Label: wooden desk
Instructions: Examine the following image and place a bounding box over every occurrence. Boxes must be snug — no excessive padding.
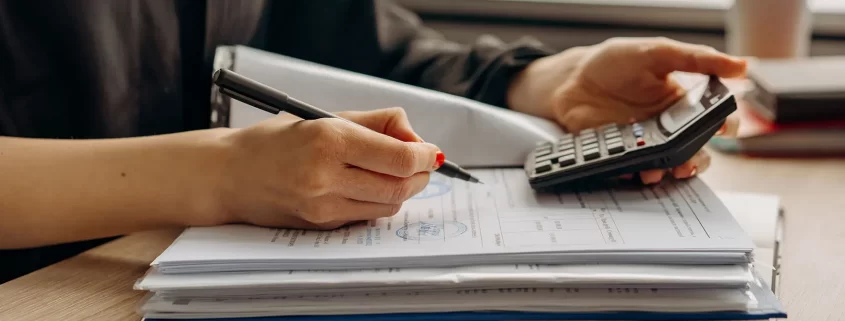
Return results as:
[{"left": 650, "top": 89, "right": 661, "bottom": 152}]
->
[{"left": 1, "top": 150, "right": 843, "bottom": 321}]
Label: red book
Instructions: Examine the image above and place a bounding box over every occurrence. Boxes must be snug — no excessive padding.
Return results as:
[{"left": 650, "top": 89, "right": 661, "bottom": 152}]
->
[{"left": 708, "top": 95, "right": 845, "bottom": 157}]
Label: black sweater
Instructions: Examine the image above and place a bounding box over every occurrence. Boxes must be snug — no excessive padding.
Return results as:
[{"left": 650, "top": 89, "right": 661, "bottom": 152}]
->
[{"left": 0, "top": 0, "right": 554, "bottom": 283}]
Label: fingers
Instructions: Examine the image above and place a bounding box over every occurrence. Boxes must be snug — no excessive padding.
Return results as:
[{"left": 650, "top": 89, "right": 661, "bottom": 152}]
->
[
  {"left": 337, "top": 198, "right": 404, "bottom": 222},
  {"left": 645, "top": 38, "right": 747, "bottom": 78},
  {"left": 337, "top": 120, "right": 441, "bottom": 177},
  {"left": 337, "top": 107, "right": 423, "bottom": 143},
  {"left": 337, "top": 167, "right": 431, "bottom": 204},
  {"left": 557, "top": 104, "right": 632, "bottom": 133},
  {"left": 672, "top": 149, "right": 712, "bottom": 179},
  {"left": 283, "top": 198, "right": 401, "bottom": 231},
  {"left": 302, "top": 197, "right": 404, "bottom": 226},
  {"left": 639, "top": 169, "right": 667, "bottom": 185},
  {"left": 637, "top": 149, "right": 712, "bottom": 184},
  {"left": 715, "top": 113, "right": 740, "bottom": 137}
]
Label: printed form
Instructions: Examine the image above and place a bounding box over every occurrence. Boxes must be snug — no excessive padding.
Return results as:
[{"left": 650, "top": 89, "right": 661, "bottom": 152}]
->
[
  {"left": 153, "top": 169, "right": 753, "bottom": 267},
  {"left": 356, "top": 168, "right": 749, "bottom": 249}
]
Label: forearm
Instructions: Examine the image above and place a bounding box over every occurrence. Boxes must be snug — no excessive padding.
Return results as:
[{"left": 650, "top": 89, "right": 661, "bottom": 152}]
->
[
  {"left": 0, "top": 129, "right": 233, "bottom": 249},
  {"left": 373, "top": 1, "right": 555, "bottom": 108}
]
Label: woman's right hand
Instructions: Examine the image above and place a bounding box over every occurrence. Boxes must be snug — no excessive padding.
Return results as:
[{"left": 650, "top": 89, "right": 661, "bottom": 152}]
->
[{"left": 210, "top": 107, "right": 442, "bottom": 230}]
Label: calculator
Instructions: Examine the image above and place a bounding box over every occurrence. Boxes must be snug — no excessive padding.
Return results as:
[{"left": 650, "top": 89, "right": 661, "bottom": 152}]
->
[{"left": 525, "top": 75, "right": 736, "bottom": 191}]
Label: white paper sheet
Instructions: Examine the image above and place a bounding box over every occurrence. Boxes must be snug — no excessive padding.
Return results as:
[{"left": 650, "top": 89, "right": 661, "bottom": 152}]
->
[
  {"left": 151, "top": 169, "right": 754, "bottom": 273},
  {"left": 141, "top": 286, "right": 756, "bottom": 318},
  {"left": 136, "top": 263, "right": 753, "bottom": 297},
  {"left": 716, "top": 191, "right": 782, "bottom": 289}
]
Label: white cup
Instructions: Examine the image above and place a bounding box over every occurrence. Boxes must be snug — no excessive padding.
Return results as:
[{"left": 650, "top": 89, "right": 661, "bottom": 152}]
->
[{"left": 725, "top": 0, "right": 814, "bottom": 58}]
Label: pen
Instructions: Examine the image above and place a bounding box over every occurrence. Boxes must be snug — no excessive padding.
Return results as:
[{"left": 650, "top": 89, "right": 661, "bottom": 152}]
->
[{"left": 212, "top": 68, "right": 483, "bottom": 184}]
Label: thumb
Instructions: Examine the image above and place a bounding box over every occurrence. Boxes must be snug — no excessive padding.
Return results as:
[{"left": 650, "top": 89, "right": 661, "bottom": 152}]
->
[
  {"left": 646, "top": 38, "right": 747, "bottom": 78},
  {"left": 337, "top": 107, "right": 423, "bottom": 143}
]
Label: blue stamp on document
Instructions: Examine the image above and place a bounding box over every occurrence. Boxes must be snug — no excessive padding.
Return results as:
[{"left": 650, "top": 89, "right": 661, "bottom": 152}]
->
[
  {"left": 410, "top": 175, "right": 452, "bottom": 199},
  {"left": 396, "top": 221, "right": 467, "bottom": 240}
]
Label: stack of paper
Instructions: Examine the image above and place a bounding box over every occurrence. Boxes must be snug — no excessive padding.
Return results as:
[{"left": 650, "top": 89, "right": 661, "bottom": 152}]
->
[{"left": 136, "top": 169, "right": 787, "bottom": 320}]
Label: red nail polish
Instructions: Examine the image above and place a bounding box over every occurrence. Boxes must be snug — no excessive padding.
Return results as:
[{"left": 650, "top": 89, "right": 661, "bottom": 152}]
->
[{"left": 435, "top": 152, "right": 445, "bottom": 168}]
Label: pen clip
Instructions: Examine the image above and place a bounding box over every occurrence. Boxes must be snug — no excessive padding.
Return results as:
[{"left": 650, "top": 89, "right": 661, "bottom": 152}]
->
[{"left": 219, "top": 87, "right": 281, "bottom": 115}]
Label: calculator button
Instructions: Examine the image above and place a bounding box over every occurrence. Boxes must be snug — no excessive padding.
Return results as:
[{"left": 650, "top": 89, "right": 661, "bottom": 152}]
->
[
  {"left": 535, "top": 160, "right": 553, "bottom": 174},
  {"left": 605, "top": 137, "right": 623, "bottom": 145},
  {"left": 632, "top": 123, "right": 644, "bottom": 134},
  {"left": 607, "top": 142, "right": 625, "bottom": 154},
  {"left": 534, "top": 148, "right": 552, "bottom": 158},
  {"left": 604, "top": 131, "right": 621, "bottom": 139},
  {"left": 536, "top": 141, "right": 552, "bottom": 147},
  {"left": 583, "top": 148, "right": 601, "bottom": 161},
  {"left": 539, "top": 151, "right": 572, "bottom": 163},
  {"left": 558, "top": 148, "right": 575, "bottom": 156},
  {"left": 557, "top": 142, "right": 574, "bottom": 151},
  {"left": 558, "top": 136, "right": 574, "bottom": 143},
  {"left": 557, "top": 155, "right": 576, "bottom": 167},
  {"left": 636, "top": 138, "right": 646, "bottom": 146},
  {"left": 535, "top": 153, "right": 557, "bottom": 163},
  {"left": 581, "top": 136, "right": 597, "bottom": 144}
]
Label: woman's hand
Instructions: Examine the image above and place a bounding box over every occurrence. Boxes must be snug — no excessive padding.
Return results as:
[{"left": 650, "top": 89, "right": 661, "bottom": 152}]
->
[
  {"left": 215, "top": 108, "right": 441, "bottom": 230},
  {"left": 507, "top": 37, "right": 746, "bottom": 183}
]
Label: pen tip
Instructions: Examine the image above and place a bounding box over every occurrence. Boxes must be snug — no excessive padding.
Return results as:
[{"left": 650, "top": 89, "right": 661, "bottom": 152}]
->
[{"left": 469, "top": 177, "right": 483, "bottom": 184}]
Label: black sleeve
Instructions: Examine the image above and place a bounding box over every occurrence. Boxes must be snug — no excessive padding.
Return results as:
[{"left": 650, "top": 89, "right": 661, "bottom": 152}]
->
[{"left": 372, "top": 1, "right": 556, "bottom": 109}]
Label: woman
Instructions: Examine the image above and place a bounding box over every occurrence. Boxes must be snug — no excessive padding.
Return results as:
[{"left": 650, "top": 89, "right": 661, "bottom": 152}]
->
[{"left": 0, "top": 0, "right": 744, "bottom": 281}]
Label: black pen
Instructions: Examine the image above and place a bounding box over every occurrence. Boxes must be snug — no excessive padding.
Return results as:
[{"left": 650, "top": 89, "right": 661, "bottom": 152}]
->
[{"left": 212, "top": 68, "right": 483, "bottom": 184}]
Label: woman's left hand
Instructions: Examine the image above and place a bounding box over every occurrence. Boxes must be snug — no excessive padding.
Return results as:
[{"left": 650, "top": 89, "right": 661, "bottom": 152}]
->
[{"left": 507, "top": 37, "right": 745, "bottom": 184}]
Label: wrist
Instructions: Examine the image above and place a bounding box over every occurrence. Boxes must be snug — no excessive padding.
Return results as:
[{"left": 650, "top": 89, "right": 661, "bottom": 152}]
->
[{"left": 180, "top": 127, "right": 240, "bottom": 227}]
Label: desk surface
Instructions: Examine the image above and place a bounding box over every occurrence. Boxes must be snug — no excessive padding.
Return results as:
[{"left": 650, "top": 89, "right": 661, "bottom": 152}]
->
[{"left": 1, "top": 149, "right": 844, "bottom": 321}]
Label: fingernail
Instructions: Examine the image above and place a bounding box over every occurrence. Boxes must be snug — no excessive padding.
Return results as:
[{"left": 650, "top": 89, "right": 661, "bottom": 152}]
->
[
  {"left": 689, "top": 166, "right": 698, "bottom": 177},
  {"left": 715, "top": 125, "right": 726, "bottom": 136},
  {"left": 434, "top": 152, "right": 445, "bottom": 169}
]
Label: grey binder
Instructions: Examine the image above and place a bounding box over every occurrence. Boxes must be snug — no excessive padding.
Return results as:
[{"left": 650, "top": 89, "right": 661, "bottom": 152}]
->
[{"left": 209, "top": 45, "right": 564, "bottom": 168}]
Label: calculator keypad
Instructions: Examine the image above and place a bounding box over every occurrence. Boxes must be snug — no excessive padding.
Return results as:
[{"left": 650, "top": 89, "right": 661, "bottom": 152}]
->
[{"left": 531, "top": 123, "right": 648, "bottom": 175}]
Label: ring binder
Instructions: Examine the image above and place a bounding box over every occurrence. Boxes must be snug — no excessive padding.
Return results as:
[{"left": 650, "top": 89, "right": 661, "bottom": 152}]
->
[{"left": 210, "top": 46, "right": 236, "bottom": 129}]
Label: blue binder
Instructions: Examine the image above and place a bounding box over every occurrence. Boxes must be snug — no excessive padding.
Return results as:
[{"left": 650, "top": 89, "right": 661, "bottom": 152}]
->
[{"left": 145, "top": 310, "right": 786, "bottom": 321}]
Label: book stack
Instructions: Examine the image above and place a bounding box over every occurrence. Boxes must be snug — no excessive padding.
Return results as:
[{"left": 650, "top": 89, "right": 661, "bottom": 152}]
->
[
  {"left": 135, "top": 169, "right": 787, "bottom": 321},
  {"left": 709, "top": 57, "right": 845, "bottom": 156}
]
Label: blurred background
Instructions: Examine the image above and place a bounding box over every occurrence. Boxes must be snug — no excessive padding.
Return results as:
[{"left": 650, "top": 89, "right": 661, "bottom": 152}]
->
[
  {"left": 398, "top": 0, "right": 845, "bottom": 56},
  {"left": 399, "top": 0, "right": 845, "bottom": 157}
]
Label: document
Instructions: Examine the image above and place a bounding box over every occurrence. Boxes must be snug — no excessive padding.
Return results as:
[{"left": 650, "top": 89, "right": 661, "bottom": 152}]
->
[
  {"left": 716, "top": 191, "right": 783, "bottom": 289},
  {"left": 142, "top": 285, "right": 756, "bottom": 318},
  {"left": 152, "top": 169, "right": 754, "bottom": 272},
  {"left": 137, "top": 263, "right": 753, "bottom": 298}
]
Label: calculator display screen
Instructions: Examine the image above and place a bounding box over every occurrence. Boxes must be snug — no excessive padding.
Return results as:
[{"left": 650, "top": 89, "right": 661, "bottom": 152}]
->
[{"left": 657, "top": 81, "right": 708, "bottom": 135}]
